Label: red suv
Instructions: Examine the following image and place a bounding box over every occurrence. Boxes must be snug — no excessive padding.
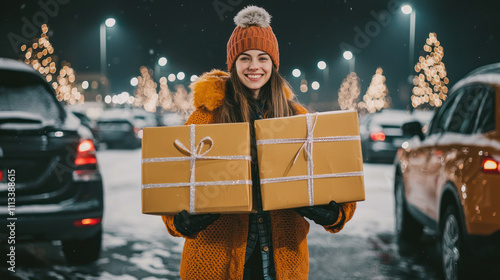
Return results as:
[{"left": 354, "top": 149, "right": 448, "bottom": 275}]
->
[{"left": 394, "top": 63, "right": 500, "bottom": 279}]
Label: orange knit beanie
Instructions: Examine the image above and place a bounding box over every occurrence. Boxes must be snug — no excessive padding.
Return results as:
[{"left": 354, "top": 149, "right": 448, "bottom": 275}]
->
[{"left": 226, "top": 6, "right": 279, "bottom": 72}]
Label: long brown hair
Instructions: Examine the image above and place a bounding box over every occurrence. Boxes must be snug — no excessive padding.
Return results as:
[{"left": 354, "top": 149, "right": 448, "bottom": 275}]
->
[{"left": 214, "top": 67, "right": 300, "bottom": 123}]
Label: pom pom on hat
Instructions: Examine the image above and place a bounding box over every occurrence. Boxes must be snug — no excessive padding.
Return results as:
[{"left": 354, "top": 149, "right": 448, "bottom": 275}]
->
[
  {"left": 234, "top": 5, "right": 271, "bottom": 28},
  {"left": 226, "top": 6, "right": 279, "bottom": 71}
]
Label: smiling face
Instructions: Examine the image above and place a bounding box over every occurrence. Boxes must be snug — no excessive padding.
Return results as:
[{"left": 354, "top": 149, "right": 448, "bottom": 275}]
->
[{"left": 235, "top": 49, "right": 273, "bottom": 98}]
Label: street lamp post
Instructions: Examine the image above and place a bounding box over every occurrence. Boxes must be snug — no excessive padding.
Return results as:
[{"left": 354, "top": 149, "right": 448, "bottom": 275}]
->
[
  {"left": 343, "top": 51, "right": 355, "bottom": 73},
  {"left": 155, "top": 56, "right": 168, "bottom": 81},
  {"left": 317, "top": 61, "right": 329, "bottom": 93},
  {"left": 402, "top": 5, "right": 416, "bottom": 80},
  {"left": 100, "top": 18, "right": 116, "bottom": 84},
  {"left": 291, "top": 68, "right": 303, "bottom": 93}
]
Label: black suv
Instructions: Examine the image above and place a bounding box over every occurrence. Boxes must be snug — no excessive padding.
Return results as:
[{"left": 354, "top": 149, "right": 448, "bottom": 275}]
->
[{"left": 0, "top": 58, "right": 104, "bottom": 264}]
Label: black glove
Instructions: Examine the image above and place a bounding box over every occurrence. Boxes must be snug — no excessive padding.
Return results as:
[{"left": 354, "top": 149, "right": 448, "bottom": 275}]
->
[
  {"left": 295, "top": 201, "right": 343, "bottom": 226},
  {"left": 173, "top": 210, "right": 220, "bottom": 236}
]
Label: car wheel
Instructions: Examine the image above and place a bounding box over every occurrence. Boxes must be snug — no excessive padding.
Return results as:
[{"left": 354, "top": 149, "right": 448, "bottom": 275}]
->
[
  {"left": 62, "top": 229, "right": 102, "bottom": 265},
  {"left": 394, "top": 172, "right": 423, "bottom": 242},
  {"left": 441, "top": 205, "right": 470, "bottom": 280}
]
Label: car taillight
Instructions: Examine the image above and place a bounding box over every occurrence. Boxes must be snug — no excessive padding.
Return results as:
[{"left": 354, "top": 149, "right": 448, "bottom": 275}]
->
[
  {"left": 75, "top": 139, "right": 97, "bottom": 166},
  {"left": 74, "top": 217, "right": 102, "bottom": 227},
  {"left": 370, "top": 132, "right": 386, "bottom": 141},
  {"left": 0, "top": 170, "right": 3, "bottom": 181},
  {"left": 482, "top": 157, "right": 500, "bottom": 173}
]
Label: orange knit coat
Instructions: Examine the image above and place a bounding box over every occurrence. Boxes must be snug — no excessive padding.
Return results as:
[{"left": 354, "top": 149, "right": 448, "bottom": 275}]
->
[{"left": 161, "top": 69, "right": 357, "bottom": 280}]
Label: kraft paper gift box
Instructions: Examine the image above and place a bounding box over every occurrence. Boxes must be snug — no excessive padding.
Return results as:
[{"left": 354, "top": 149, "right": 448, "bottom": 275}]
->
[
  {"left": 255, "top": 110, "right": 365, "bottom": 211},
  {"left": 141, "top": 123, "right": 254, "bottom": 215}
]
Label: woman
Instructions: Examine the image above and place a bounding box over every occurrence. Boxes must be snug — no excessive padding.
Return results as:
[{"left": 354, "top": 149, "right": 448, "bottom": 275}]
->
[{"left": 162, "top": 6, "right": 356, "bottom": 280}]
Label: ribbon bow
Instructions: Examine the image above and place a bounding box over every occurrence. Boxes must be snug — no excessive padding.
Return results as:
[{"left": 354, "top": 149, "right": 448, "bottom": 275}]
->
[
  {"left": 174, "top": 136, "right": 213, "bottom": 158},
  {"left": 290, "top": 113, "right": 319, "bottom": 167}
]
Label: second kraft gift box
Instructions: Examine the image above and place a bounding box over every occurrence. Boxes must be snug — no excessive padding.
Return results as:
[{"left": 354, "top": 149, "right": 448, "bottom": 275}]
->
[
  {"left": 141, "top": 122, "right": 254, "bottom": 215},
  {"left": 254, "top": 110, "right": 365, "bottom": 211}
]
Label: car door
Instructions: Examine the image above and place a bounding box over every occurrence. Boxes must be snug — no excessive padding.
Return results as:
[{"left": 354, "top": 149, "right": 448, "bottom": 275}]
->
[
  {"left": 405, "top": 90, "right": 462, "bottom": 217},
  {"left": 464, "top": 86, "right": 495, "bottom": 184},
  {"left": 427, "top": 86, "right": 490, "bottom": 219},
  {"left": 430, "top": 85, "right": 494, "bottom": 216}
]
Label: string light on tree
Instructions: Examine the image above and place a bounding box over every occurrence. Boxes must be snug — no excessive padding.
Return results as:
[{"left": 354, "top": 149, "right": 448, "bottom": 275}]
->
[
  {"left": 411, "top": 32, "right": 449, "bottom": 109},
  {"left": 338, "top": 72, "right": 361, "bottom": 110},
  {"left": 358, "top": 67, "right": 390, "bottom": 114}
]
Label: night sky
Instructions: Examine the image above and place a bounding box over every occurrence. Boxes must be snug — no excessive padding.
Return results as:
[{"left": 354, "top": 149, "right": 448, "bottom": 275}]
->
[{"left": 1, "top": 0, "right": 499, "bottom": 109}]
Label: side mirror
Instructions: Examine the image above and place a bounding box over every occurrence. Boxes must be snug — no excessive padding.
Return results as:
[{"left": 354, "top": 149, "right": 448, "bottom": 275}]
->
[{"left": 402, "top": 121, "right": 424, "bottom": 141}]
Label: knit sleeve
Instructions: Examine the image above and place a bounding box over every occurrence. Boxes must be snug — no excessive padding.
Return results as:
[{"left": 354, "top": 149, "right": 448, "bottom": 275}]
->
[
  {"left": 161, "top": 215, "right": 184, "bottom": 237},
  {"left": 161, "top": 107, "right": 216, "bottom": 238},
  {"left": 323, "top": 201, "right": 357, "bottom": 233},
  {"left": 185, "top": 107, "right": 215, "bottom": 125}
]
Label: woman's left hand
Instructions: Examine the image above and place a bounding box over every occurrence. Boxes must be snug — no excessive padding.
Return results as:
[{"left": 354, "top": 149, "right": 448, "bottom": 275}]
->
[{"left": 294, "top": 201, "right": 341, "bottom": 226}]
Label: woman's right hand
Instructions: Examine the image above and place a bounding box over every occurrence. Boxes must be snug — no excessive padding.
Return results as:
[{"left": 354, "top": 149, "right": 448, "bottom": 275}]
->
[
  {"left": 173, "top": 210, "right": 220, "bottom": 236},
  {"left": 294, "top": 201, "right": 342, "bottom": 226}
]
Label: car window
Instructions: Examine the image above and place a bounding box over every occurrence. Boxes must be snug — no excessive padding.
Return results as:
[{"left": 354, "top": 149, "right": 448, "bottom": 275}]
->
[
  {"left": 0, "top": 83, "right": 63, "bottom": 122},
  {"left": 428, "top": 89, "right": 462, "bottom": 135},
  {"left": 447, "top": 86, "right": 488, "bottom": 134},
  {"left": 97, "top": 120, "right": 133, "bottom": 130},
  {"left": 475, "top": 88, "right": 495, "bottom": 133}
]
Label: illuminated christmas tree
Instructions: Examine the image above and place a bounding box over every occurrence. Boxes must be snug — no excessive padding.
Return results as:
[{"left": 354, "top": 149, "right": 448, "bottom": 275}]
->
[
  {"left": 338, "top": 72, "right": 361, "bottom": 110},
  {"left": 133, "top": 66, "right": 158, "bottom": 112},
  {"left": 158, "top": 77, "right": 174, "bottom": 111},
  {"left": 411, "top": 32, "right": 449, "bottom": 109},
  {"left": 20, "top": 24, "right": 82, "bottom": 104},
  {"left": 358, "top": 67, "right": 390, "bottom": 114}
]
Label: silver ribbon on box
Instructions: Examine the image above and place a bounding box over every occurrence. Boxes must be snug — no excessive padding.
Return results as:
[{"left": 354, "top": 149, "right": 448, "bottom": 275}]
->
[
  {"left": 142, "top": 124, "right": 252, "bottom": 213},
  {"left": 257, "top": 113, "right": 363, "bottom": 206}
]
